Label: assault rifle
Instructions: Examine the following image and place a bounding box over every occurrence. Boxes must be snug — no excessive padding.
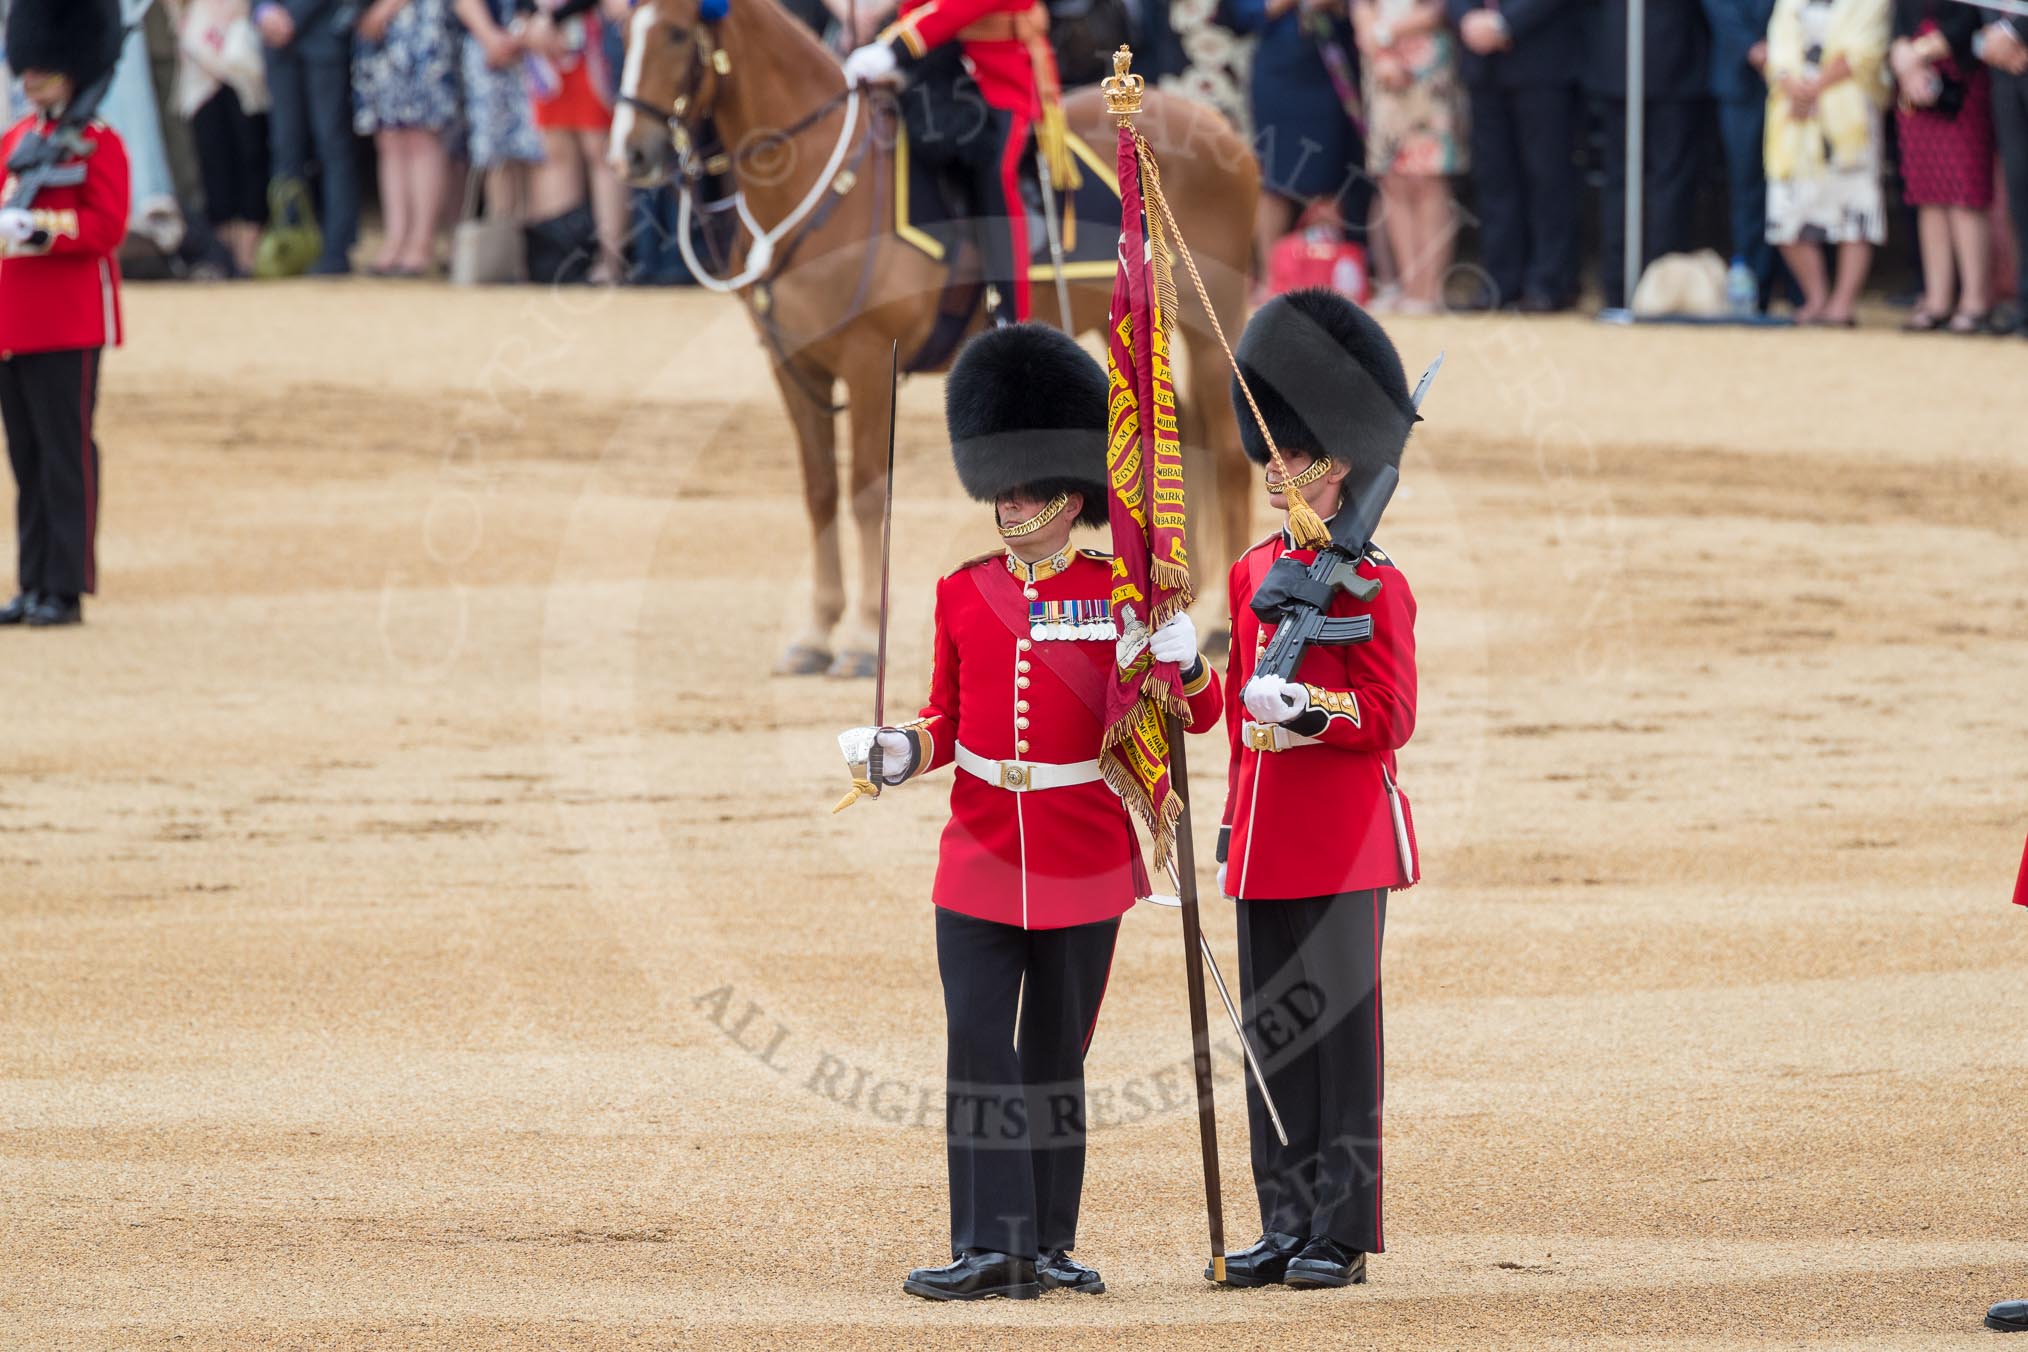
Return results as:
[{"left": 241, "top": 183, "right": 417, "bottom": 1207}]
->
[{"left": 1250, "top": 353, "right": 1443, "bottom": 682}]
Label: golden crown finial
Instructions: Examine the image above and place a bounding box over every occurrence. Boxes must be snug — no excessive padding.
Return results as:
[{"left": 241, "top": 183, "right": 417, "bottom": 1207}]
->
[{"left": 1101, "top": 45, "right": 1144, "bottom": 119}]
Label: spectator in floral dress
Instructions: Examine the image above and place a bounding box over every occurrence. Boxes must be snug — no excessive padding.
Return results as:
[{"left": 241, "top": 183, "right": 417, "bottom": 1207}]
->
[
  {"left": 452, "top": 0, "right": 541, "bottom": 224},
  {"left": 353, "top": 0, "right": 459, "bottom": 276},
  {"left": 1355, "top": 0, "right": 1466, "bottom": 311}
]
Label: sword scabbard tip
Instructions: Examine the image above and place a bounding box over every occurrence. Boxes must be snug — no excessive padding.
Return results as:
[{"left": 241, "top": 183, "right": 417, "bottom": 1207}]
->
[{"left": 1211, "top": 1255, "right": 1227, "bottom": 1283}]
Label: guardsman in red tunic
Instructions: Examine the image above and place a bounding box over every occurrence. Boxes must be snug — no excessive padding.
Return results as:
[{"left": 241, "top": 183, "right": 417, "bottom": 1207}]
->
[
  {"left": 1209, "top": 289, "right": 1423, "bottom": 1291},
  {"left": 841, "top": 0, "right": 1064, "bottom": 323},
  {"left": 0, "top": 0, "right": 128, "bottom": 629},
  {"left": 839, "top": 325, "right": 1222, "bottom": 1300}
]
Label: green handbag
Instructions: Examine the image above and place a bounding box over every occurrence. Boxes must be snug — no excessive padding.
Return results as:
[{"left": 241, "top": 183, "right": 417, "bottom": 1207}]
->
[{"left": 255, "top": 177, "right": 324, "bottom": 279}]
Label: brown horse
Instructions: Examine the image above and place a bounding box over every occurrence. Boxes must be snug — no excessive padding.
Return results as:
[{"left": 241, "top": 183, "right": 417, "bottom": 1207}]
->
[{"left": 612, "top": 0, "right": 1261, "bottom": 677}]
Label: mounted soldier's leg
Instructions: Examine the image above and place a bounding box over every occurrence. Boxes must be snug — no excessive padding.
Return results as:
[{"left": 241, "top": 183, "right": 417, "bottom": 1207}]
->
[
  {"left": 773, "top": 355, "right": 844, "bottom": 676},
  {"left": 828, "top": 346, "right": 893, "bottom": 679},
  {"left": 966, "top": 109, "right": 1033, "bottom": 326}
]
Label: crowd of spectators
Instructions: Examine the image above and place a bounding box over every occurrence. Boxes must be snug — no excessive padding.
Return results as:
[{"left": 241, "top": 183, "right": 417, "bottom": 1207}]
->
[
  {"left": 4, "top": 0, "right": 2025, "bottom": 328},
  {"left": 1241, "top": 0, "right": 2028, "bottom": 329}
]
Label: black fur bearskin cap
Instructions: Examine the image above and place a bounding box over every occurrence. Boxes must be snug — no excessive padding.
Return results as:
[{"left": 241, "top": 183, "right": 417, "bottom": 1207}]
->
[
  {"left": 1231, "top": 287, "right": 1420, "bottom": 473},
  {"left": 6, "top": 0, "right": 124, "bottom": 89},
  {"left": 946, "top": 323, "right": 1110, "bottom": 528}
]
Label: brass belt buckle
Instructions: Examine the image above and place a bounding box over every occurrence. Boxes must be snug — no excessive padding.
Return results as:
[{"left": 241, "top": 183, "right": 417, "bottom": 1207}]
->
[
  {"left": 1245, "top": 724, "right": 1279, "bottom": 753},
  {"left": 999, "top": 761, "right": 1033, "bottom": 791}
]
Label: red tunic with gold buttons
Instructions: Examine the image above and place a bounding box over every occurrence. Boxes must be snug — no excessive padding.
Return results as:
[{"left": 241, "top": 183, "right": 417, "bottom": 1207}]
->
[
  {"left": 1219, "top": 532, "right": 1421, "bottom": 902},
  {"left": 0, "top": 115, "right": 129, "bottom": 356},
  {"left": 899, "top": 546, "right": 1224, "bottom": 930}
]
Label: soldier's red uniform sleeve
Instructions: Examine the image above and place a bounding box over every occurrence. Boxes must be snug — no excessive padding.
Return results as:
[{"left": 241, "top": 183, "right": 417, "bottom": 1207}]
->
[
  {"left": 1294, "top": 568, "right": 1417, "bottom": 753},
  {"left": 899, "top": 576, "right": 961, "bottom": 779},
  {"left": 880, "top": 0, "right": 1021, "bottom": 58},
  {"left": 2014, "top": 834, "right": 2028, "bottom": 908},
  {"left": 1180, "top": 655, "right": 1222, "bottom": 734},
  {"left": 36, "top": 125, "right": 130, "bottom": 258}
]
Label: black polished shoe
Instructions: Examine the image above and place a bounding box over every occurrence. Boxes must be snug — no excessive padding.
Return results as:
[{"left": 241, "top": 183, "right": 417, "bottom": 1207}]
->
[
  {"left": 1206, "top": 1230, "right": 1305, "bottom": 1287},
  {"left": 1989, "top": 1299, "right": 2028, "bottom": 1332},
  {"left": 0, "top": 592, "right": 35, "bottom": 625},
  {"left": 1283, "top": 1236, "right": 1367, "bottom": 1288},
  {"left": 25, "top": 593, "right": 80, "bottom": 627},
  {"left": 902, "top": 1250, "right": 1041, "bottom": 1301},
  {"left": 1038, "top": 1249, "right": 1104, "bottom": 1293}
]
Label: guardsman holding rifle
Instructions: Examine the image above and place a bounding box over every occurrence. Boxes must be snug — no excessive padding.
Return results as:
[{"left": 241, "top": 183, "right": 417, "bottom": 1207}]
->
[
  {"left": 1211, "top": 287, "right": 1427, "bottom": 1290},
  {"left": 838, "top": 324, "right": 1222, "bottom": 1300},
  {"left": 0, "top": 0, "right": 129, "bottom": 628}
]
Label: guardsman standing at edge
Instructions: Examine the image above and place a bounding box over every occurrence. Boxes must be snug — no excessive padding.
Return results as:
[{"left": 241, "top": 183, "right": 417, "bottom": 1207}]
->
[
  {"left": 1211, "top": 288, "right": 1424, "bottom": 1291},
  {"left": 838, "top": 324, "right": 1223, "bottom": 1300},
  {"left": 0, "top": 0, "right": 128, "bottom": 629}
]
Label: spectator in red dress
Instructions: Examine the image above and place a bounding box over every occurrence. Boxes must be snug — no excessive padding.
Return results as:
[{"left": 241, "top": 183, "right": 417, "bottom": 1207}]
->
[{"left": 1892, "top": 0, "right": 1995, "bottom": 331}]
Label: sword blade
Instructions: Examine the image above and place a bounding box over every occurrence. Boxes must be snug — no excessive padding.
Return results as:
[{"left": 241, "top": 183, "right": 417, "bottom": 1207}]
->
[
  {"left": 1410, "top": 350, "right": 1445, "bottom": 413},
  {"left": 1035, "top": 157, "right": 1075, "bottom": 333},
  {"left": 873, "top": 340, "right": 899, "bottom": 729}
]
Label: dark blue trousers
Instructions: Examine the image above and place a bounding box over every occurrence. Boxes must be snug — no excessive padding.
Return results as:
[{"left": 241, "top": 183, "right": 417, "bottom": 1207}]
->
[
  {"left": 1717, "top": 95, "right": 1772, "bottom": 290},
  {"left": 1466, "top": 82, "right": 1582, "bottom": 306},
  {"left": 264, "top": 42, "right": 359, "bottom": 271}
]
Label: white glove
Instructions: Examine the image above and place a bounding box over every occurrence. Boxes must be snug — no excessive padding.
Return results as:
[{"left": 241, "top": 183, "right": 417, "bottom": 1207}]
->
[
  {"left": 0, "top": 209, "right": 36, "bottom": 245},
  {"left": 1242, "top": 675, "right": 1309, "bottom": 726},
  {"left": 842, "top": 42, "right": 900, "bottom": 85},
  {"left": 1149, "top": 612, "right": 1199, "bottom": 669},
  {"left": 1216, "top": 861, "right": 1228, "bottom": 897},
  {"left": 873, "top": 728, "right": 915, "bottom": 785},
  {"left": 840, "top": 725, "right": 914, "bottom": 787}
]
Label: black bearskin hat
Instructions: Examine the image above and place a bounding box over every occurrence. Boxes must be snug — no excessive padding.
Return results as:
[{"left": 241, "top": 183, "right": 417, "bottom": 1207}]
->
[
  {"left": 946, "top": 323, "right": 1109, "bottom": 528},
  {"left": 1231, "top": 288, "right": 1420, "bottom": 473},
  {"left": 5, "top": 0, "right": 123, "bottom": 88}
]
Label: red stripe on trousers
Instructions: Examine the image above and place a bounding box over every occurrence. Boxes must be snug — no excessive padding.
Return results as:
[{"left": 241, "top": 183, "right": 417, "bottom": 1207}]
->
[
  {"left": 79, "top": 351, "right": 96, "bottom": 594},
  {"left": 1371, "top": 890, "right": 1383, "bottom": 1252},
  {"left": 999, "top": 114, "right": 1033, "bottom": 322}
]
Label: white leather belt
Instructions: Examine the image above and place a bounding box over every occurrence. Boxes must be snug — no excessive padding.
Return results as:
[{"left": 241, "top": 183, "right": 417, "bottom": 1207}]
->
[
  {"left": 956, "top": 743, "right": 1103, "bottom": 792},
  {"left": 1241, "top": 720, "right": 1321, "bottom": 753}
]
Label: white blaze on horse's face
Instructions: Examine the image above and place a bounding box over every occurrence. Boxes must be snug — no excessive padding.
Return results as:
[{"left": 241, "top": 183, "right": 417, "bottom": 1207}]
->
[{"left": 609, "top": 2, "right": 659, "bottom": 179}]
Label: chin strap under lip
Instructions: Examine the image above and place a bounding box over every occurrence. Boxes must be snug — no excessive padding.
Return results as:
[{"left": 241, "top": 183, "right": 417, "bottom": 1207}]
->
[{"left": 998, "top": 492, "right": 1071, "bottom": 539}]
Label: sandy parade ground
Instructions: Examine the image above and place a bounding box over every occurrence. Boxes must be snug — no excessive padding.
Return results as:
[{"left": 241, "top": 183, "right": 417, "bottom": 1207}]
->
[{"left": 2, "top": 280, "right": 2025, "bottom": 1348}]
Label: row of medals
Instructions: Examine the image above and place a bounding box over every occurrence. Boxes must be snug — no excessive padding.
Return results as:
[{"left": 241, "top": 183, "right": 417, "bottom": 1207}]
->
[{"left": 1028, "top": 597, "right": 1116, "bottom": 643}]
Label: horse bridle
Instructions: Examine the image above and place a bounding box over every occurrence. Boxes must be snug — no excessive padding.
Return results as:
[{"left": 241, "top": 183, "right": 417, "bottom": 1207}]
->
[{"left": 619, "top": 17, "right": 728, "bottom": 178}]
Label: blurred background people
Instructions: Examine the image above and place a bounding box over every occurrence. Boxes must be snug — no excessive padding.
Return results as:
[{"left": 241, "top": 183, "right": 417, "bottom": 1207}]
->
[
  {"left": 172, "top": 0, "right": 272, "bottom": 276},
  {"left": 1980, "top": 7, "right": 2028, "bottom": 334},
  {"left": 452, "top": 0, "right": 540, "bottom": 226},
  {"left": 1355, "top": 0, "right": 1466, "bottom": 311},
  {"left": 1702, "top": 0, "right": 1776, "bottom": 309},
  {"left": 352, "top": 0, "right": 457, "bottom": 276},
  {"left": 1225, "top": 0, "right": 1371, "bottom": 290},
  {"left": 1892, "top": 0, "right": 1993, "bottom": 331},
  {"left": 1762, "top": 0, "right": 1890, "bottom": 324},
  {"left": 1585, "top": 0, "right": 1712, "bottom": 310},
  {"left": 256, "top": 0, "right": 360, "bottom": 275},
  {"left": 1448, "top": 0, "right": 1583, "bottom": 311},
  {"left": 516, "top": 0, "right": 626, "bottom": 285}
]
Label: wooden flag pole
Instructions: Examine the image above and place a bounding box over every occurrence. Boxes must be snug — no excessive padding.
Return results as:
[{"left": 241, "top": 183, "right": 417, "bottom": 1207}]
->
[{"left": 1166, "top": 712, "right": 1226, "bottom": 1281}]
